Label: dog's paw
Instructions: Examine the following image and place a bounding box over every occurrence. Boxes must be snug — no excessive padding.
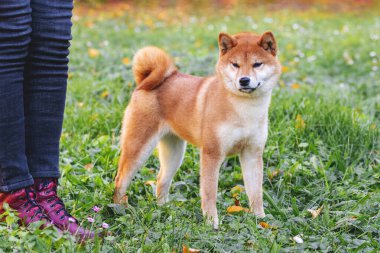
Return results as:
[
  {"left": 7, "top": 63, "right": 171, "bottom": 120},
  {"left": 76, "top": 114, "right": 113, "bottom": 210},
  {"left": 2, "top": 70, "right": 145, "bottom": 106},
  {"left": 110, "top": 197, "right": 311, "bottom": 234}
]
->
[
  {"left": 113, "top": 194, "right": 128, "bottom": 205},
  {"left": 254, "top": 211, "right": 266, "bottom": 218},
  {"left": 205, "top": 216, "right": 219, "bottom": 230},
  {"left": 156, "top": 196, "right": 169, "bottom": 206}
]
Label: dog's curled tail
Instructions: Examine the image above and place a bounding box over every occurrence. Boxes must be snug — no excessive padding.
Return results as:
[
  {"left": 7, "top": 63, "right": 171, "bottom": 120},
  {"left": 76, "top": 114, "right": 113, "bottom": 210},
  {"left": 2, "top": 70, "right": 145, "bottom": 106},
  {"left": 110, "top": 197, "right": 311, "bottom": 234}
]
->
[{"left": 133, "top": 46, "right": 177, "bottom": 91}]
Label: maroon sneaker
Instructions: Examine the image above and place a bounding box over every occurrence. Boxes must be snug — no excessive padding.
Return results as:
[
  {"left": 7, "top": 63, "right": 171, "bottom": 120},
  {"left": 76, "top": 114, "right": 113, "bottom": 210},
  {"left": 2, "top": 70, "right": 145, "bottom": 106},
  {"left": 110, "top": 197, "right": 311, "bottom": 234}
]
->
[
  {"left": 0, "top": 186, "right": 50, "bottom": 227},
  {"left": 33, "top": 177, "right": 94, "bottom": 240}
]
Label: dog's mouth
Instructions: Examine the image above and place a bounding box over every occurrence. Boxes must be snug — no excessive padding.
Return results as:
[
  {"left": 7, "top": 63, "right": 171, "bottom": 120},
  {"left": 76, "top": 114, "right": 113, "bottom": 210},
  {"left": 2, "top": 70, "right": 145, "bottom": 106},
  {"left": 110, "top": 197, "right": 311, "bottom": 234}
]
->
[
  {"left": 239, "top": 88, "right": 256, "bottom": 93},
  {"left": 239, "top": 82, "right": 261, "bottom": 93}
]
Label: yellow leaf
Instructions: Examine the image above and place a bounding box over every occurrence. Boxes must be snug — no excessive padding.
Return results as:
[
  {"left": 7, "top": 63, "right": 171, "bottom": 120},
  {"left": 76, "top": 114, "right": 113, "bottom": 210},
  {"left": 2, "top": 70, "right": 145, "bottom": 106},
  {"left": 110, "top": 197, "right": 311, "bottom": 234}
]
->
[
  {"left": 370, "top": 123, "right": 376, "bottom": 130},
  {"left": 88, "top": 48, "right": 100, "bottom": 58},
  {"left": 182, "top": 245, "right": 201, "bottom": 253},
  {"left": 286, "top": 43, "right": 295, "bottom": 51},
  {"left": 194, "top": 39, "right": 202, "bottom": 48},
  {"left": 144, "top": 180, "right": 156, "bottom": 186},
  {"left": 122, "top": 57, "right": 130, "bottom": 65},
  {"left": 307, "top": 206, "right": 323, "bottom": 219},
  {"left": 84, "top": 163, "right": 94, "bottom": 170},
  {"left": 291, "top": 83, "right": 301, "bottom": 89},
  {"left": 91, "top": 113, "right": 99, "bottom": 121},
  {"left": 295, "top": 114, "right": 305, "bottom": 130},
  {"left": 227, "top": 205, "right": 249, "bottom": 214},
  {"left": 77, "top": 102, "right": 84, "bottom": 108},
  {"left": 282, "top": 66, "right": 289, "bottom": 73},
  {"left": 101, "top": 90, "right": 110, "bottom": 98},
  {"left": 231, "top": 185, "right": 244, "bottom": 195},
  {"left": 68, "top": 72, "right": 74, "bottom": 79},
  {"left": 259, "top": 221, "right": 271, "bottom": 229},
  {"left": 268, "top": 169, "right": 281, "bottom": 180}
]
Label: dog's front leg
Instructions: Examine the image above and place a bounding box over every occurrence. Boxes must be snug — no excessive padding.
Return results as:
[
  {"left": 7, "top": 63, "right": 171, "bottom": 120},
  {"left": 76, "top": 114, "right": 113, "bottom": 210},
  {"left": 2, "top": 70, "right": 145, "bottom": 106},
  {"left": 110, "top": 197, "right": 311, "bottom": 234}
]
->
[
  {"left": 200, "top": 149, "right": 223, "bottom": 230},
  {"left": 239, "top": 147, "right": 265, "bottom": 218}
]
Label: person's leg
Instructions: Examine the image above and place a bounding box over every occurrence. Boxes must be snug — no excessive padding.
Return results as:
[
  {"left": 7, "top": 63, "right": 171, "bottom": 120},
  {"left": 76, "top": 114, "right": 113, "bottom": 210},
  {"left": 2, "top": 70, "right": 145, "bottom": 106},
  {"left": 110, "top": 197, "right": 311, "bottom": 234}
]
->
[
  {"left": 0, "top": 0, "right": 34, "bottom": 192},
  {"left": 23, "top": 0, "right": 73, "bottom": 177},
  {"left": 0, "top": 0, "right": 53, "bottom": 227},
  {"left": 24, "top": 0, "right": 94, "bottom": 240}
]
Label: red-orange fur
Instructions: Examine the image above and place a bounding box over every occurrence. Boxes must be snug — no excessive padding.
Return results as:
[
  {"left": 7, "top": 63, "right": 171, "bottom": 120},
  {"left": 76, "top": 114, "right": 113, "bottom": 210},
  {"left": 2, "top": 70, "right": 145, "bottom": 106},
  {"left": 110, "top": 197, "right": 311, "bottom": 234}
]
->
[
  {"left": 114, "top": 31, "right": 282, "bottom": 229},
  {"left": 133, "top": 46, "right": 177, "bottom": 90}
]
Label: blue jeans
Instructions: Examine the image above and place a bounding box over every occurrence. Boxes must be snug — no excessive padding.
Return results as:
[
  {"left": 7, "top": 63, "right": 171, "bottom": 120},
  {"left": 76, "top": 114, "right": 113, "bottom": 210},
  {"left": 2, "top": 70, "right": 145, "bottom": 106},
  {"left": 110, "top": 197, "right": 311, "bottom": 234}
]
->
[{"left": 0, "top": 0, "right": 73, "bottom": 191}]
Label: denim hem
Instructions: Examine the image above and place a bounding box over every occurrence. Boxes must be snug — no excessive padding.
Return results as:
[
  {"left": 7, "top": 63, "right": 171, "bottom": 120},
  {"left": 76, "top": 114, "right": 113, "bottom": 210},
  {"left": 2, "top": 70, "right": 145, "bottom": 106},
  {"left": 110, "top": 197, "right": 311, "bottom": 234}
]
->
[
  {"left": 0, "top": 177, "right": 34, "bottom": 192},
  {"left": 29, "top": 171, "right": 60, "bottom": 179}
]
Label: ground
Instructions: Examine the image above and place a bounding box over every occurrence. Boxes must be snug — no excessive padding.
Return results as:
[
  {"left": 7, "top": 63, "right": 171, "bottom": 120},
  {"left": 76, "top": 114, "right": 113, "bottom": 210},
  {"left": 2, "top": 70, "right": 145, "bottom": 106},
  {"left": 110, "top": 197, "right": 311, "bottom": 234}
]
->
[{"left": 0, "top": 2, "right": 379, "bottom": 252}]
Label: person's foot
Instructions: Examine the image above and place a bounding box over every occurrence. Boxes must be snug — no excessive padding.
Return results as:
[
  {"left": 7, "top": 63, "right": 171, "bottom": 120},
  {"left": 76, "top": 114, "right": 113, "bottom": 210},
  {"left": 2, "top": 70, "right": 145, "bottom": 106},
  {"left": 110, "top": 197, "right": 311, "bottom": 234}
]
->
[
  {"left": 33, "top": 177, "right": 94, "bottom": 241},
  {"left": 0, "top": 186, "right": 51, "bottom": 226}
]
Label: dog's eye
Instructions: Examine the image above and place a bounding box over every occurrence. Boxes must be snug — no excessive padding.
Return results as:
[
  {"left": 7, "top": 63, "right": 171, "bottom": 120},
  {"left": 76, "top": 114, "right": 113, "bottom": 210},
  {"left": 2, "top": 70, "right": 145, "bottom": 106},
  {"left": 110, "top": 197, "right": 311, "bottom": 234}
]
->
[
  {"left": 232, "top": 63, "right": 240, "bottom": 68},
  {"left": 253, "top": 62, "right": 263, "bottom": 68}
]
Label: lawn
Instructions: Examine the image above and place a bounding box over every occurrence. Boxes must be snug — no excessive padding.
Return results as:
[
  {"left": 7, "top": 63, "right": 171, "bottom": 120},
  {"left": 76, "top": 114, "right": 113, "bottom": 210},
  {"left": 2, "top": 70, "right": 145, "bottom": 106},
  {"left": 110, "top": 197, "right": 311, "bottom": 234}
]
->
[{"left": 0, "top": 2, "right": 379, "bottom": 252}]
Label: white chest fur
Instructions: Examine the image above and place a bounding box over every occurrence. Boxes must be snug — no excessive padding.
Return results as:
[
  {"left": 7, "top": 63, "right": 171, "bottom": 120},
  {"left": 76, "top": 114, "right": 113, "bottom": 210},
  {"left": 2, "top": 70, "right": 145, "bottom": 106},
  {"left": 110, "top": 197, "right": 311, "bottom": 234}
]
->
[{"left": 217, "top": 94, "right": 271, "bottom": 155}]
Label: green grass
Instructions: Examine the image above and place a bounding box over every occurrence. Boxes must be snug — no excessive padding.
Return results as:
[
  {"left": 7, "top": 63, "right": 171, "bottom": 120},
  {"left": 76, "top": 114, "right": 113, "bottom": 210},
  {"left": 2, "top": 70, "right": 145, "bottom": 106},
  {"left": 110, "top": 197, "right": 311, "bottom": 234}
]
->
[{"left": 1, "top": 5, "right": 379, "bottom": 252}]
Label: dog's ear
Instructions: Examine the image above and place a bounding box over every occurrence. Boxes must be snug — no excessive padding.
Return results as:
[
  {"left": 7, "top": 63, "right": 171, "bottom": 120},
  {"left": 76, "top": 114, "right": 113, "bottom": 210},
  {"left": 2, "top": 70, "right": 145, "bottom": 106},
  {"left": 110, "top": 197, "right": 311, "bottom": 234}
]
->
[
  {"left": 258, "top": 31, "right": 277, "bottom": 56},
  {"left": 218, "top": 33, "right": 237, "bottom": 55}
]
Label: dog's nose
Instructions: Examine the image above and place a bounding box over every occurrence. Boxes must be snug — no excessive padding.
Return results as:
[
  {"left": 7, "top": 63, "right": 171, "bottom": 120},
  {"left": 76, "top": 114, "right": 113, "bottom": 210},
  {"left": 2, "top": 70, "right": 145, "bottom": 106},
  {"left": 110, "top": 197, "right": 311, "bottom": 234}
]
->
[{"left": 239, "top": 77, "right": 250, "bottom": 86}]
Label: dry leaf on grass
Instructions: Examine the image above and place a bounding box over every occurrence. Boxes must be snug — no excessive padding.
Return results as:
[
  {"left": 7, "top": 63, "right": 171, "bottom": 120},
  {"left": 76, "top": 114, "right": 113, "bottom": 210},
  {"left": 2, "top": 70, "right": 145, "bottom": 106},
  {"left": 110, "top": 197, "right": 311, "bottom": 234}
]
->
[
  {"left": 88, "top": 48, "right": 100, "bottom": 58},
  {"left": 84, "top": 163, "right": 94, "bottom": 170},
  {"left": 182, "top": 245, "right": 201, "bottom": 253},
  {"left": 122, "top": 57, "right": 130, "bottom": 65},
  {"left": 295, "top": 114, "right": 306, "bottom": 129},
  {"left": 307, "top": 206, "right": 323, "bottom": 219},
  {"left": 259, "top": 221, "right": 271, "bottom": 229},
  {"left": 227, "top": 205, "right": 249, "bottom": 214},
  {"left": 291, "top": 83, "right": 301, "bottom": 89}
]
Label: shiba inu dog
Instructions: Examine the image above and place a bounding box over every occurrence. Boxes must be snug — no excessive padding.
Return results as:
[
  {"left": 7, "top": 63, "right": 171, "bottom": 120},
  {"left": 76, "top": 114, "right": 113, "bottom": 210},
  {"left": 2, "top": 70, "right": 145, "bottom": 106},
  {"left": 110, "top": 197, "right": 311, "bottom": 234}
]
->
[{"left": 113, "top": 31, "right": 281, "bottom": 229}]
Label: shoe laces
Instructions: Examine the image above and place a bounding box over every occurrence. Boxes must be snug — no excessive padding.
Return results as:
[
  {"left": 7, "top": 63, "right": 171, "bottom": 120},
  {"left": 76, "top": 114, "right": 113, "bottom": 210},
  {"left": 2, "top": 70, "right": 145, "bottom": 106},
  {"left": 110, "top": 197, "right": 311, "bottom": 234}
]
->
[
  {"left": 36, "top": 178, "right": 77, "bottom": 223},
  {"left": 18, "top": 187, "right": 46, "bottom": 221}
]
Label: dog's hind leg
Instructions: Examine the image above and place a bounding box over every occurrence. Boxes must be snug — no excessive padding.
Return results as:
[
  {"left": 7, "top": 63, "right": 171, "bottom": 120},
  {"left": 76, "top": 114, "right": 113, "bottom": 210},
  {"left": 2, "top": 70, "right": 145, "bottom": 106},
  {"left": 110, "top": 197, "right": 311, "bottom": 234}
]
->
[
  {"left": 156, "top": 134, "right": 186, "bottom": 205},
  {"left": 113, "top": 105, "right": 162, "bottom": 204}
]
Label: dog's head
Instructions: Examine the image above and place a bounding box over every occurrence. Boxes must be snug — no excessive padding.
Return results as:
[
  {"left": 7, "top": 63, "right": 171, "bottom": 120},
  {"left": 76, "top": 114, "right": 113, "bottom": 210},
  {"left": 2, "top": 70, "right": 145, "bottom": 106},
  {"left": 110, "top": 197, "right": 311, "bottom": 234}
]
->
[{"left": 216, "top": 31, "right": 281, "bottom": 97}]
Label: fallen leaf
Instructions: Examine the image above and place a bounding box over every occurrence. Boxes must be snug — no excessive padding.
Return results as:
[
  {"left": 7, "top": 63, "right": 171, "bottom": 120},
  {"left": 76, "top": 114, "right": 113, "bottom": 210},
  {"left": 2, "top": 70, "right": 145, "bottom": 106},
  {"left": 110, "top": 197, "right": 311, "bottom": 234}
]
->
[
  {"left": 182, "top": 245, "right": 201, "bottom": 253},
  {"left": 144, "top": 180, "right": 156, "bottom": 186},
  {"left": 122, "top": 57, "right": 130, "bottom": 65},
  {"left": 227, "top": 205, "right": 249, "bottom": 214},
  {"left": 231, "top": 185, "right": 244, "bottom": 195},
  {"left": 88, "top": 48, "right": 100, "bottom": 58},
  {"left": 101, "top": 90, "right": 110, "bottom": 98},
  {"left": 291, "top": 83, "right": 301, "bottom": 89},
  {"left": 295, "top": 114, "right": 305, "bottom": 130},
  {"left": 84, "top": 163, "right": 94, "bottom": 170},
  {"left": 259, "top": 221, "right": 271, "bottom": 229},
  {"left": 268, "top": 169, "right": 281, "bottom": 180},
  {"left": 307, "top": 206, "right": 323, "bottom": 219}
]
